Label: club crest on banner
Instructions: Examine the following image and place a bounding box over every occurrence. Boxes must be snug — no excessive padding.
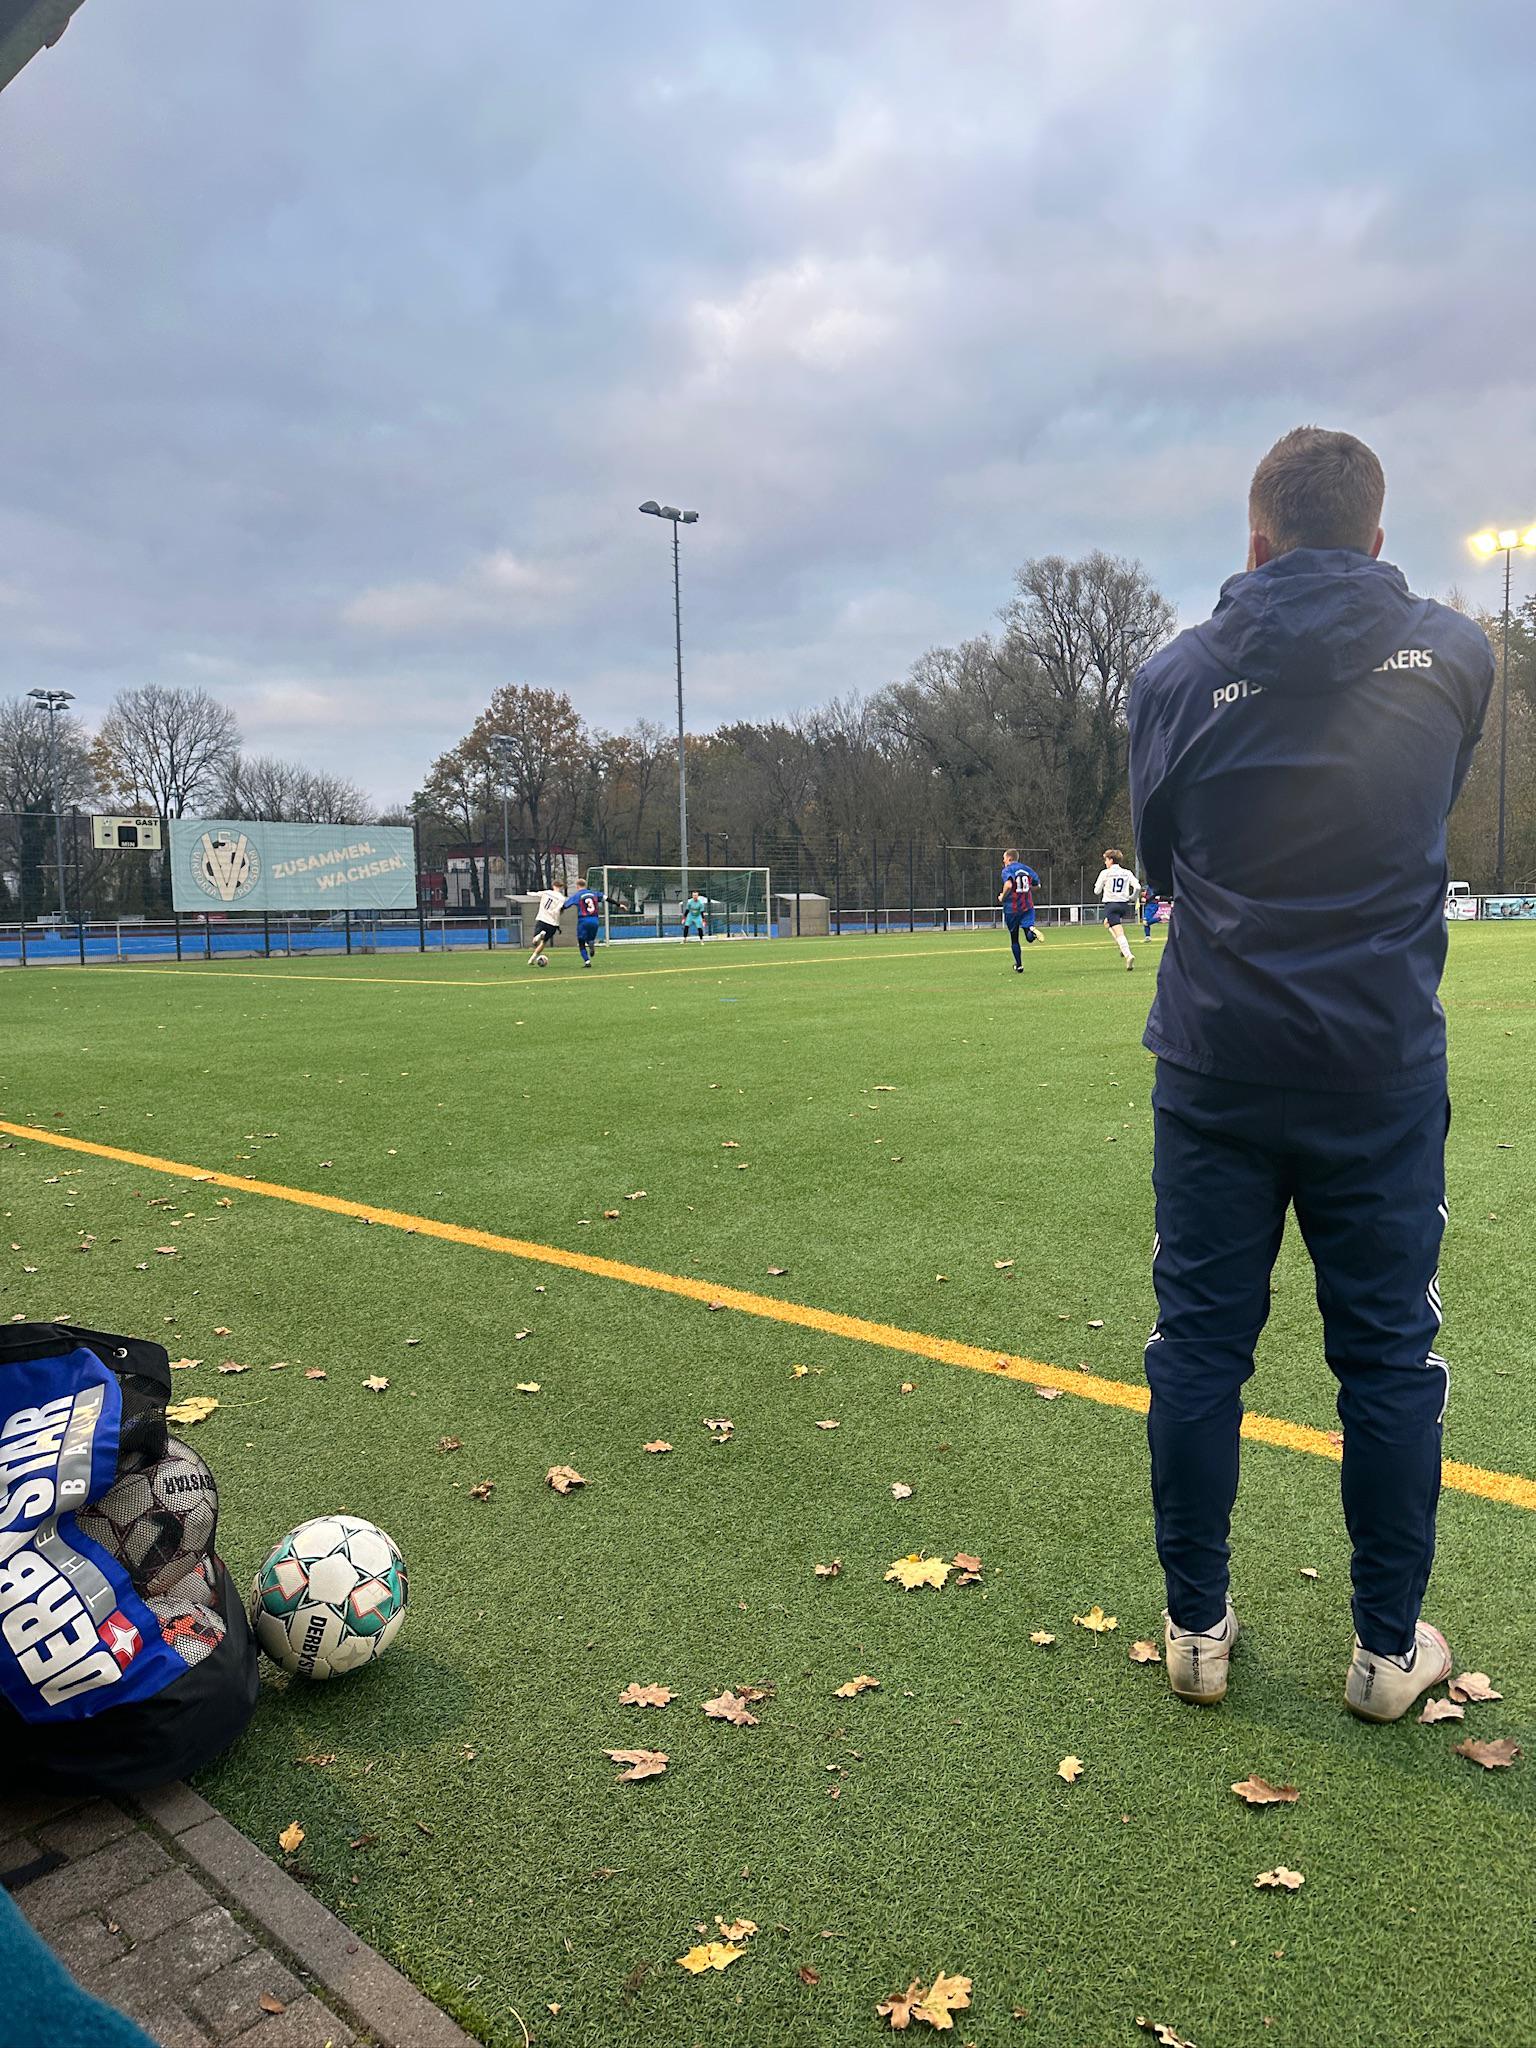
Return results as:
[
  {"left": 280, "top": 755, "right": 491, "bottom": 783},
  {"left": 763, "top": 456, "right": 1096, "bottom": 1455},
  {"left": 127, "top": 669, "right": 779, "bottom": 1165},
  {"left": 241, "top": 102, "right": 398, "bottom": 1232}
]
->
[{"left": 190, "top": 830, "right": 262, "bottom": 904}]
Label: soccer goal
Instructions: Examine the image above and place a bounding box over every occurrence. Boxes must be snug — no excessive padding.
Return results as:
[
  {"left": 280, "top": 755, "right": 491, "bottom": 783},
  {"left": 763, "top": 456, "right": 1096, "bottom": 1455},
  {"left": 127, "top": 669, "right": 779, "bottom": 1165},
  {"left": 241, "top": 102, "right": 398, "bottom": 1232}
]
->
[{"left": 590, "top": 866, "right": 773, "bottom": 942}]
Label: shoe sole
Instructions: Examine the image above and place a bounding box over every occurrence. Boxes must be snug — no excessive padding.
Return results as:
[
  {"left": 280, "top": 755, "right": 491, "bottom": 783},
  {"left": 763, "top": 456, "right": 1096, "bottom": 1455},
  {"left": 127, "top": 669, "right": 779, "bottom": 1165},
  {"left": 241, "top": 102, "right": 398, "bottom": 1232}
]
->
[
  {"left": 1169, "top": 1675, "right": 1228, "bottom": 1705},
  {"left": 1345, "top": 1654, "right": 1453, "bottom": 1723}
]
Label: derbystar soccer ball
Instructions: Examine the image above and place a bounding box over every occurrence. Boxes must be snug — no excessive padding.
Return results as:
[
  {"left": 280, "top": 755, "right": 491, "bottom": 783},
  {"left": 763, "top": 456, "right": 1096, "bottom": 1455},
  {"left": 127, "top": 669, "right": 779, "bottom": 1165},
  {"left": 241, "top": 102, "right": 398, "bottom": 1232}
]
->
[
  {"left": 248, "top": 1515, "right": 408, "bottom": 1680},
  {"left": 77, "top": 1436, "right": 221, "bottom": 1599}
]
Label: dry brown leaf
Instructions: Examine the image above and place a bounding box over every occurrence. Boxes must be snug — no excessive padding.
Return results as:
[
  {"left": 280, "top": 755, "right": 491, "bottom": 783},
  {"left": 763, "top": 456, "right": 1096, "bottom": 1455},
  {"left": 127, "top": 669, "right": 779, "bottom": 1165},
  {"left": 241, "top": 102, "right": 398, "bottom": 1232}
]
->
[
  {"left": 1086, "top": 1318, "right": 1105, "bottom": 1330},
  {"left": 438, "top": 1436, "right": 462, "bottom": 1453},
  {"left": 604, "top": 1209, "right": 621, "bottom": 1219},
  {"left": 154, "top": 1247, "right": 178, "bottom": 1256},
  {"left": 877, "top": 1972, "right": 973, "bottom": 2032},
  {"left": 1030, "top": 1630, "right": 1056, "bottom": 1647},
  {"left": 1455, "top": 1736, "right": 1522, "bottom": 1769},
  {"left": 1255, "top": 1867, "right": 1305, "bottom": 1891},
  {"left": 547, "top": 1466, "right": 586, "bottom": 1493},
  {"left": 951, "top": 1552, "right": 982, "bottom": 1573},
  {"left": 890, "top": 1482, "right": 913, "bottom": 1501},
  {"left": 1418, "top": 1698, "right": 1465, "bottom": 1724},
  {"left": 735, "top": 1683, "right": 775, "bottom": 1703},
  {"left": 515, "top": 1381, "right": 541, "bottom": 1394},
  {"left": 790, "top": 1364, "right": 809, "bottom": 1379},
  {"left": 304, "top": 1368, "right": 327, "bottom": 1381},
  {"left": 277, "top": 1822, "right": 305, "bottom": 1854},
  {"left": 258, "top": 1993, "right": 287, "bottom": 2014},
  {"left": 513, "top": 1330, "right": 531, "bottom": 1341},
  {"left": 702, "top": 1690, "right": 759, "bottom": 1726},
  {"left": 994, "top": 1258, "right": 1015, "bottom": 1270},
  {"left": 677, "top": 1940, "right": 741, "bottom": 1972},
  {"left": 707, "top": 1300, "right": 727, "bottom": 1312},
  {"left": 1230, "top": 1777, "right": 1300, "bottom": 1806},
  {"left": 627, "top": 1190, "right": 646, "bottom": 1200},
  {"left": 885, "top": 1554, "right": 951, "bottom": 1590},
  {"left": 721, "top": 1140, "right": 740, "bottom": 1149},
  {"left": 703, "top": 1418, "right": 734, "bottom": 1434},
  {"left": 618, "top": 1683, "right": 674, "bottom": 1708},
  {"left": 815, "top": 1419, "right": 840, "bottom": 1430},
  {"left": 878, "top": 1981, "right": 923, "bottom": 2030},
  {"left": 362, "top": 1376, "right": 389, "bottom": 1393},
  {"left": 1128, "top": 1640, "right": 1162, "bottom": 1664},
  {"left": 168, "top": 1357, "right": 201, "bottom": 1372},
  {"left": 1057, "top": 1755, "right": 1084, "bottom": 1783},
  {"left": 606, "top": 1747, "right": 668, "bottom": 1782},
  {"left": 813, "top": 1560, "right": 842, "bottom": 1578},
  {"left": 1448, "top": 1671, "right": 1503, "bottom": 1703},
  {"left": 1033, "top": 1385, "right": 1063, "bottom": 1401},
  {"left": 1298, "top": 1566, "right": 1319, "bottom": 1580},
  {"left": 1072, "top": 1605, "right": 1117, "bottom": 1633},
  {"left": 768, "top": 1266, "right": 789, "bottom": 1276},
  {"left": 468, "top": 1480, "right": 496, "bottom": 1502},
  {"left": 714, "top": 1916, "right": 757, "bottom": 1942},
  {"left": 643, "top": 1440, "right": 673, "bottom": 1454},
  {"left": 834, "top": 1674, "right": 880, "bottom": 1698},
  {"left": 900, "top": 1381, "right": 915, "bottom": 1394},
  {"left": 797, "top": 1965, "right": 821, "bottom": 1985},
  {"left": 215, "top": 1360, "right": 249, "bottom": 1375}
]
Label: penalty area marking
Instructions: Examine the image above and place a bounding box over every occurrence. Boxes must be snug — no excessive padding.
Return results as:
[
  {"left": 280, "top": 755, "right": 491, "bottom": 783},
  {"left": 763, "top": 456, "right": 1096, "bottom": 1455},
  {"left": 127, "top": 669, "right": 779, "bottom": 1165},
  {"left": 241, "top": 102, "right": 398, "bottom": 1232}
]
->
[{"left": 5, "top": 1118, "right": 1533, "bottom": 1516}]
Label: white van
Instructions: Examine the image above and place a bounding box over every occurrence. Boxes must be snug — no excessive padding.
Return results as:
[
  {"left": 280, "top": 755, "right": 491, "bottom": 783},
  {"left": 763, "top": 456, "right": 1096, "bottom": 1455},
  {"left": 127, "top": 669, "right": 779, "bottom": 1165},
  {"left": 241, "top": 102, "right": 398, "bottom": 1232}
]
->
[{"left": 1445, "top": 882, "right": 1477, "bottom": 920}]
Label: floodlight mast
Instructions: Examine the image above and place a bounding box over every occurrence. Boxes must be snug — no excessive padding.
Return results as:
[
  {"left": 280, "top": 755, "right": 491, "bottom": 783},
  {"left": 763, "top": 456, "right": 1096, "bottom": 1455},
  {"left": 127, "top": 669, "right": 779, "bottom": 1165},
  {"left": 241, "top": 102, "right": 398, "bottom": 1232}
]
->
[
  {"left": 638, "top": 500, "right": 699, "bottom": 915},
  {"left": 1468, "top": 524, "right": 1536, "bottom": 889},
  {"left": 27, "top": 687, "right": 73, "bottom": 921}
]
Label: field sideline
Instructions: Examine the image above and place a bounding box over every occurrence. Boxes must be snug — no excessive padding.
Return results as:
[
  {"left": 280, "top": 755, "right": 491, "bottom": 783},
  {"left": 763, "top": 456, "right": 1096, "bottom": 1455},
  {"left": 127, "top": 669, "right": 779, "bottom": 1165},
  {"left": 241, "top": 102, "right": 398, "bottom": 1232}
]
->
[{"left": 4, "top": 925, "right": 1535, "bottom": 2047}]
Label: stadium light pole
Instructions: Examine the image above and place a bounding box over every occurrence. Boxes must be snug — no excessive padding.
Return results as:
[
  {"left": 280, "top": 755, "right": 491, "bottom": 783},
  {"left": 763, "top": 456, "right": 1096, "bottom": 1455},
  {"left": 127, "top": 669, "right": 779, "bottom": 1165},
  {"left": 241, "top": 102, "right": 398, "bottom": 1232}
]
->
[
  {"left": 27, "top": 687, "right": 73, "bottom": 922},
  {"left": 1469, "top": 524, "right": 1536, "bottom": 890},
  {"left": 638, "top": 500, "right": 698, "bottom": 908},
  {"left": 489, "top": 732, "right": 514, "bottom": 907}
]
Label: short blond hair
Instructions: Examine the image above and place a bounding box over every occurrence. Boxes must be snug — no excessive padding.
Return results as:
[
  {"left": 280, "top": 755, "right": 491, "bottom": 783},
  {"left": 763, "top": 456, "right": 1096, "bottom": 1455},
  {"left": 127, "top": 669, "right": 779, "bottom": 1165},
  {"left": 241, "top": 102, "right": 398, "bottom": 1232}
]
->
[{"left": 1249, "top": 427, "right": 1384, "bottom": 555}]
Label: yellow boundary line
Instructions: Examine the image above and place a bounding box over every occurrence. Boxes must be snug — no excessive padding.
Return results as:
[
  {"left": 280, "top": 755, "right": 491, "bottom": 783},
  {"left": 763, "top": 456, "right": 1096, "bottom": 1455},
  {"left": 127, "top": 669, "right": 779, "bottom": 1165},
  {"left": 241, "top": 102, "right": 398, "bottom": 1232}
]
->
[{"left": 6, "top": 1118, "right": 1533, "bottom": 1515}]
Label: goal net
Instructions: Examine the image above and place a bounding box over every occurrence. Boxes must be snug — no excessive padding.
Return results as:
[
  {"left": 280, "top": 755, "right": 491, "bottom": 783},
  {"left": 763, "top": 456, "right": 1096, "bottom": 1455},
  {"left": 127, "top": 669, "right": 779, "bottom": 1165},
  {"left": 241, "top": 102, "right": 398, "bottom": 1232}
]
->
[{"left": 589, "top": 865, "right": 773, "bottom": 942}]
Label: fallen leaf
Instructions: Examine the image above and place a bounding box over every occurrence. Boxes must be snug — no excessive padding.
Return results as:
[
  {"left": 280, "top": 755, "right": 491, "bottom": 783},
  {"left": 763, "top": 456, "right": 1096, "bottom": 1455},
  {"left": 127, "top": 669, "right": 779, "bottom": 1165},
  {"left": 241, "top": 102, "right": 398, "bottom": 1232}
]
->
[
  {"left": 900, "top": 1381, "right": 915, "bottom": 1394},
  {"left": 1298, "top": 1567, "right": 1319, "bottom": 1580},
  {"left": 878, "top": 1982, "right": 923, "bottom": 2030},
  {"left": 258, "top": 1993, "right": 287, "bottom": 2015},
  {"left": 1057, "top": 1755, "right": 1084, "bottom": 1783},
  {"left": 168, "top": 1358, "right": 201, "bottom": 1372},
  {"left": 438, "top": 1436, "right": 462, "bottom": 1453},
  {"left": 768, "top": 1266, "right": 789, "bottom": 1276},
  {"left": 297, "top": 1753, "right": 337, "bottom": 1768},
  {"left": 707, "top": 1300, "right": 727, "bottom": 1312},
  {"left": 877, "top": 1972, "right": 973, "bottom": 2032},
  {"left": 643, "top": 1440, "right": 672, "bottom": 1454},
  {"left": 815, "top": 1419, "right": 840, "bottom": 1431},
  {"left": 1030, "top": 1631, "right": 1056, "bottom": 1647},
  {"left": 885, "top": 1554, "right": 951, "bottom": 1590},
  {"left": 790, "top": 1364, "right": 809, "bottom": 1379},
  {"left": 797, "top": 1965, "right": 821, "bottom": 1985},
  {"left": 1455, "top": 1736, "right": 1522, "bottom": 1769},
  {"left": 1086, "top": 1318, "right": 1105, "bottom": 1329},
  {"left": 952, "top": 1550, "right": 984, "bottom": 1586},
  {"left": 703, "top": 1418, "right": 734, "bottom": 1435},
  {"left": 304, "top": 1368, "right": 327, "bottom": 1381},
  {"left": 547, "top": 1466, "right": 586, "bottom": 1493},
  {"left": 1033, "top": 1386, "right": 1063, "bottom": 1401},
  {"left": 618, "top": 1683, "right": 675, "bottom": 1708},
  {"left": 1231, "top": 1777, "right": 1300, "bottom": 1806},
  {"left": 1418, "top": 1698, "right": 1465, "bottom": 1724},
  {"left": 813, "top": 1560, "right": 842, "bottom": 1578},
  {"left": 278, "top": 1823, "right": 305, "bottom": 1854},
  {"left": 677, "top": 1941, "right": 741, "bottom": 1973},
  {"left": 363, "top": 1376, "right": 389, "bottom": 1393},
  {"left": 626, "top": 1190, "right": 647, "bottom": 1200},
  {"left": 515, "top": 1381, "right": 541, "bottom": 1395},
  {"left": 994, "top": 1258, "right": 1015, "bottom": 1270},
  {"left": 468, "top": 1480, "right": 496, "bottom": 1502},
  {"left": 702, "top": 1690, "right": 759, "bottom": 1726},
  {"left": 165, "top": 1396, "right": 218, "bottom": 1427},
  {"left": 834, "top": 1675, "right": 880, "bottom": 1698},
  {"left": 1128, "top": 1640, "right": 1162, "bottom": 1664},
  {"left": 721, "top": 1140, "right": 740, "bottom": 1149},
  {"left": 606, "top": 1747, "right": 668, "bottom": 1782},
  {"left": 890, "top": 1482, "right": 913, "bottom": 1501},
  {"left": 1073, "top": 1605, "right": 1117, "bottom": 1633},
  {"left": 1255, "top": 1867, "right": 1305, "bottom": 1891},
  {"left": 714, "top": 1916, "right": 757, "bottom": 1942},
  {"left": 1448, "top": 1672, "right": 1503, "bottom": 1704},
  {"left": 1135, "top": 2020, "right": 1198, "bottom": 2048},
  {"left": 873, "top": 1084, "right": 897, "bottom": 1092},
  {"left": 154, "top": 1247, "right": 178, "bottom": 1256}
]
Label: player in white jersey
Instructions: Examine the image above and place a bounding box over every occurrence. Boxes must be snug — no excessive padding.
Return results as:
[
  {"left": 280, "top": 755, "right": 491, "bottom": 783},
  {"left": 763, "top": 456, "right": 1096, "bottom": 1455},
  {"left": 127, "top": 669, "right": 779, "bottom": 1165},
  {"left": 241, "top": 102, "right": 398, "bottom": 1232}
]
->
[
  {"left": 1092, "top": 849, "right": 1140, "bottom": 969},
  {"left": 528, "top": 883, "right": 566, "bottom": 967}
]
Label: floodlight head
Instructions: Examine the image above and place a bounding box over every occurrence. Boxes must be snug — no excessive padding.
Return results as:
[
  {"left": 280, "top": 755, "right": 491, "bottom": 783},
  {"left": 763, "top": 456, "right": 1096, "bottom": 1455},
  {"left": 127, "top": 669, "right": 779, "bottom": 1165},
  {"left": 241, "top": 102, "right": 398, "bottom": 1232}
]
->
[
  {"left": 681, "top": 509, "right": 699, "bottom": 524},
  {"left": 1497, "top": 528, "right": 1520, "bottom": 549},
  {"left": 658, "top": 504, "right": 682, "bottom": 521},
  {"left": 27, "top": 688, "right": 47, "bottom": 702},
  {"left": 638, "top": 500, "right": 662, "bottom": 515},
  {"left": 1525, "top": 525, "right": 1536, "bottom": 550},
  {"left": 1470, "top": 532, "right": 1499, "bottom": 556}
]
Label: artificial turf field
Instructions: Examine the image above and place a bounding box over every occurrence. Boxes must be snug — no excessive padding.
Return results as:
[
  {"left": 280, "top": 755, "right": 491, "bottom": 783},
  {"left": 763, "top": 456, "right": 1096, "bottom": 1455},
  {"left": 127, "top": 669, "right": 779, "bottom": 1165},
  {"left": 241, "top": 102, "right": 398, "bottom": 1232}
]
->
[{"left": 3, "top": 924, "right": 1535, "bottom": 2048}]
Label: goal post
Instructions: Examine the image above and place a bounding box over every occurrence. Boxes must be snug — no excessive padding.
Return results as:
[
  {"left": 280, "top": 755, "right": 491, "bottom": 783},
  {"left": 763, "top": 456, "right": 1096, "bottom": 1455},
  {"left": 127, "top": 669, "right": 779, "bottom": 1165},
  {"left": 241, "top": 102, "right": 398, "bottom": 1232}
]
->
[{"left": 592, "top": 866, "right": 773, "bottom": 943}]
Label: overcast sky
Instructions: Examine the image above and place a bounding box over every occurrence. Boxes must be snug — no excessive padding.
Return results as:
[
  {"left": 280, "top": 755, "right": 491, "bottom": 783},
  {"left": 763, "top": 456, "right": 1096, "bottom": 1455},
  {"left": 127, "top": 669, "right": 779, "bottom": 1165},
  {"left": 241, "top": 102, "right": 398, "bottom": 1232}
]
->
[{"left": 3, "top": 0, "right": 1533, "bottom": 807}]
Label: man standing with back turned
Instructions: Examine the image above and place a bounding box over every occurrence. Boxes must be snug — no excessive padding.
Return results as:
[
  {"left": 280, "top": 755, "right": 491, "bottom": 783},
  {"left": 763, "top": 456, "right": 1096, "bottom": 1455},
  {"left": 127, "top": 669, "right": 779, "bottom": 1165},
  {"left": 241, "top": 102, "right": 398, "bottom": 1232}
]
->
[{"left": 1128, "top": 428, "right": 1494, "bottom": 1720}]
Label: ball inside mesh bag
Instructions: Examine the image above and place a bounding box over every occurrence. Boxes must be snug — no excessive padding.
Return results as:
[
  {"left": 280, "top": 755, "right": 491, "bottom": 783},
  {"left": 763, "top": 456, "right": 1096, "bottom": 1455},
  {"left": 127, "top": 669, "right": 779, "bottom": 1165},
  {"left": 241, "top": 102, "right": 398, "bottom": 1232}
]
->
[
  {"left": 148, "top": 1585, "right": 228, "bottom": 1667},
  {"left": 76, "top": 1435, "right": 220, "bottom": 1598}
]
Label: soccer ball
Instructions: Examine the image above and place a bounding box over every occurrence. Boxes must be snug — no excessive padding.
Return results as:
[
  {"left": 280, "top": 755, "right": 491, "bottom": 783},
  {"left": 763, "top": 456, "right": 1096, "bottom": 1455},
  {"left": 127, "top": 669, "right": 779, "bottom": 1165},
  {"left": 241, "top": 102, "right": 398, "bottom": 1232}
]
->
[
  {"left": 248, "top": 1515, "right": 408, "bottom": 1680},
  {"left": 77, "top": 1436, "right": 220, "bottom": 1599}
]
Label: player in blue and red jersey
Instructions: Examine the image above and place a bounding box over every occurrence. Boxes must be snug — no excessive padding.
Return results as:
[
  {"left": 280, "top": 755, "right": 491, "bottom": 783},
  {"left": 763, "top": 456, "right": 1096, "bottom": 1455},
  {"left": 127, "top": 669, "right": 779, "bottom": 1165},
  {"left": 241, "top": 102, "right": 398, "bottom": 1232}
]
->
[
  {"left": 998, "top": 847, "right": 1042, "bottom": 971},
  {"left": 563, "top": 886, "right": 604, "bottom": 967}
]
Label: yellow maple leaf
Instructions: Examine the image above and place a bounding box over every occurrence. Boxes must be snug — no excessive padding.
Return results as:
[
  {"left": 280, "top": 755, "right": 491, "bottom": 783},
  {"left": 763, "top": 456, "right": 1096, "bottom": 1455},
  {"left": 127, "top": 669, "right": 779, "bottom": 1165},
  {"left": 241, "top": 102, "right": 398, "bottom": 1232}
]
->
[
  {"left": 791, "top": 1363, "right": 809, "bottom": 1378},
  {"left": 1072, "top": 1605, "right": 1117, "bottom": 1633},
  {"left": 833, "top": 1674, "right": 880, "bottom": 1697},
  {"left": 714, "top": 1916, "right": 757, "bottom": 1942},
  {"left": 1030, "top": 1630, "right": 1056, "bottom": 1646},
  {"left": 1058, "top": 1755, "right": 1084, "bottom": 1783},
  {"left": 1255, "top": 1867, "right": 1305, "bottom": 1891},
  {"left": 677, "top": 1941, "right": 743, "bottom": 1974},
  {"left": 884, "top": 1554, "right": 951, "bottom": 1590},
  {"left": 166, "top": 1396, "right": 219, "bottom": 1427},
  {"left": 278, "top": 1822, "right": 305, "bottom": 1854},
  {"left": 914, "top": 1972, "right": 972, "bottom": 2030}
]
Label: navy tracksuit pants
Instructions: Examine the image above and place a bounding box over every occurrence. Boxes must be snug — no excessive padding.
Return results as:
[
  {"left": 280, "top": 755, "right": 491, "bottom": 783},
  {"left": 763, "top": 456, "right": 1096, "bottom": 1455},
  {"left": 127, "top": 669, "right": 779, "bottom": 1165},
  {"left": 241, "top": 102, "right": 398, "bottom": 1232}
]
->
[{"left": 1146, "top": 1060, "right": 1450, "bottom": 1659}]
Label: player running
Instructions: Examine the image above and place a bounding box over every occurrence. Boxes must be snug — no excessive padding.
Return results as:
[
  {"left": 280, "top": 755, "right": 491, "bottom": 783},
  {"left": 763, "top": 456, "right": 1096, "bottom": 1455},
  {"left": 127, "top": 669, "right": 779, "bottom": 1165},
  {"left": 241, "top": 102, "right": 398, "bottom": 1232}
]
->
[
  {"left": 1092, "top": 849, "right": 1140, "bottom": 968},
  {"left": 565, "top": 884, "right": 603, "bottom": 966},
  {"left": 997, "top": 848, "right": 1043, "bottom": 971},
  {"left": 682, "top": 889, "right": 708, "bottom": 942},
  {"left": 1141, "top": 887, "right": 1164, "bottom": 942},
  {"left": 527, "top": 881, "right": 567, "bottom": 968}
]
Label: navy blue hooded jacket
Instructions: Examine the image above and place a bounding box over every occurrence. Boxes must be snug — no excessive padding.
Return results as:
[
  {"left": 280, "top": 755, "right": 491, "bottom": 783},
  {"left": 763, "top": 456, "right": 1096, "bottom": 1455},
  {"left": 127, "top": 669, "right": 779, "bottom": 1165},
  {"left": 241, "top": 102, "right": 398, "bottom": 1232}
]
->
[{"left": 1128, "top": 549, "right": 1494, "bottom": 1091}]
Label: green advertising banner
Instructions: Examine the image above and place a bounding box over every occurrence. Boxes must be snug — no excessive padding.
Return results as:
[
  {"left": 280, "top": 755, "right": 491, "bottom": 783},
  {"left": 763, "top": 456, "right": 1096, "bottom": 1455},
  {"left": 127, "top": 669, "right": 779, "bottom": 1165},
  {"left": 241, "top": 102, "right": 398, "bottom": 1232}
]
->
[{"left": 169, "top": 820, "right": 416, "bottom": 913}]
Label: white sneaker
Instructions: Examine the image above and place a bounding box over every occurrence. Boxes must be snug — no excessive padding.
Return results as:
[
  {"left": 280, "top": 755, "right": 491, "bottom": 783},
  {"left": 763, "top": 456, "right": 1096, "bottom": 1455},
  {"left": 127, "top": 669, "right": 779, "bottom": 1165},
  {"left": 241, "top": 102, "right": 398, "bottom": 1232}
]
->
[
  {"left": 1345, "top": 1621, "right": 1452, "bottom": 1723},
  {"left": 1165, "top": 1601, "right": 1239, "bottom": 1704},
  {"left": 1125, "top": 953, "right": 1135, "bottom": 971}
]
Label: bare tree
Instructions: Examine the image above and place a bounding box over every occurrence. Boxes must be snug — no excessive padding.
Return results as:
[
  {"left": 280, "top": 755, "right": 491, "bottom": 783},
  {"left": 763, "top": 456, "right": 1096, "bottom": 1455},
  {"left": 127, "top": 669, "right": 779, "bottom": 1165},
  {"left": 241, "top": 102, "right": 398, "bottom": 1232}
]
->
[
  {"left": 215, "top": 752, "right": 371, "bottom": 823},
  {"left": 0, "top": 695, "right": 95, "bottom": 915},
  {"left": 93, "top": 685, "right": 239, "bottom": 820}
]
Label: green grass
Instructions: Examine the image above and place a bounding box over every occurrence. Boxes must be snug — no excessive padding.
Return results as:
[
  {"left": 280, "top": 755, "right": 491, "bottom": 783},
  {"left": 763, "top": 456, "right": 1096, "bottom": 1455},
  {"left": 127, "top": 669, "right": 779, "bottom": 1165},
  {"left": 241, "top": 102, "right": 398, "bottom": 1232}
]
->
[{"left": 4, "top": 925, "right": 1535, "bottom": 2048}]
